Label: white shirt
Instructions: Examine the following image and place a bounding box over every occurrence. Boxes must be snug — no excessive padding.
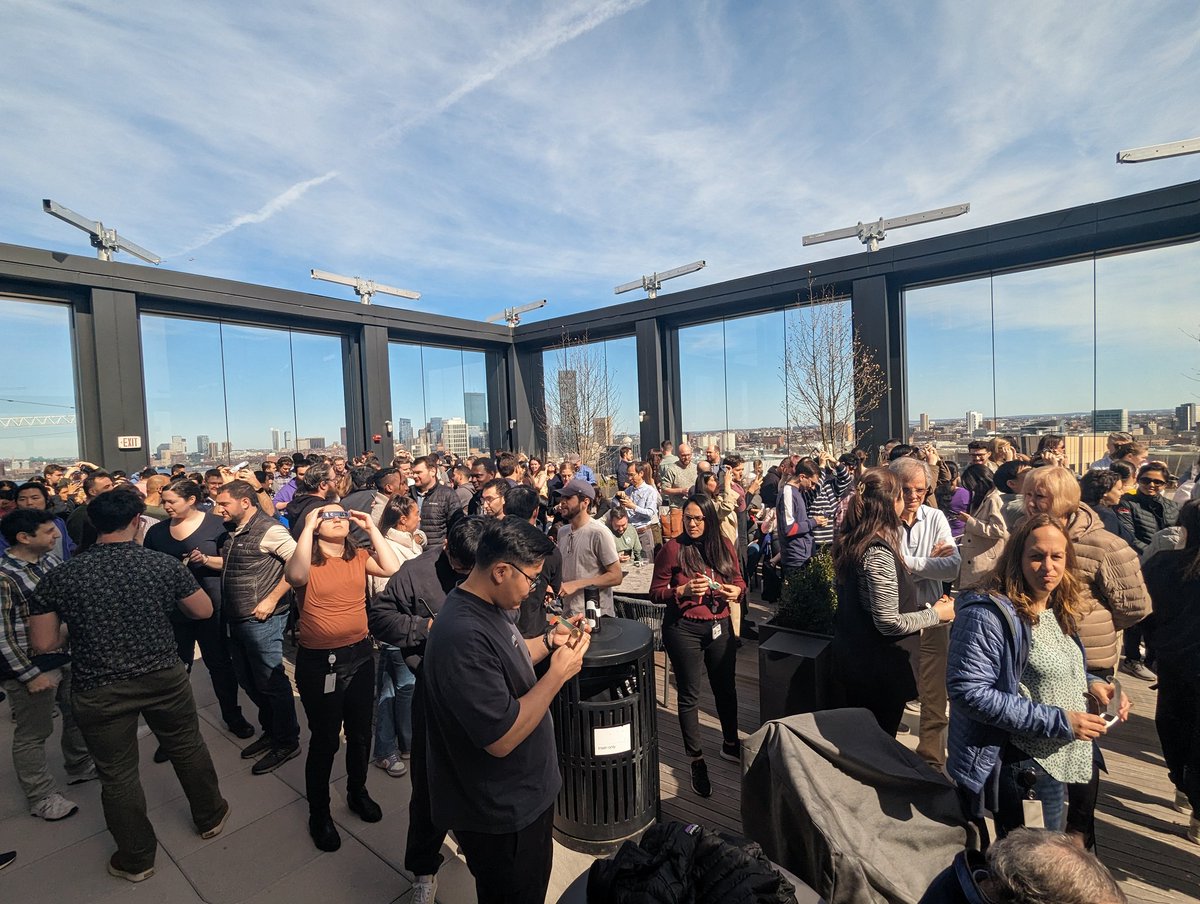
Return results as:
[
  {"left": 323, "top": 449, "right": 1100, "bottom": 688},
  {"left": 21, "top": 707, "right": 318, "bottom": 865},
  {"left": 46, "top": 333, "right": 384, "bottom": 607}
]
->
[{"left": 898, "top": 504, "right": 960, "bottom": 607}]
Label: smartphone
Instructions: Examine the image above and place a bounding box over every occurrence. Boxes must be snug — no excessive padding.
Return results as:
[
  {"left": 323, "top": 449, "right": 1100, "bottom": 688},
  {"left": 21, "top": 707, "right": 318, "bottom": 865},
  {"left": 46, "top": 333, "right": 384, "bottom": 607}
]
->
[
  {"left": 319, "top": 510, "right": 349, "bottom": 520},
  {"left": 231, "top": 460, "right": 249, "bottom": 471},
  {"left": 1103, "top": 678, "right": 1122, "bottom": 727}
]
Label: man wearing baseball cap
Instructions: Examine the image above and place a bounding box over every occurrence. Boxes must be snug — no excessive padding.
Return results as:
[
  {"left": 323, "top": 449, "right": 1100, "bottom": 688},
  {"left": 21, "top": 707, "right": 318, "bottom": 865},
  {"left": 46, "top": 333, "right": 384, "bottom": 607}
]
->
[{"left": 555, "top": 480, "right": 623, "bottom": 618}]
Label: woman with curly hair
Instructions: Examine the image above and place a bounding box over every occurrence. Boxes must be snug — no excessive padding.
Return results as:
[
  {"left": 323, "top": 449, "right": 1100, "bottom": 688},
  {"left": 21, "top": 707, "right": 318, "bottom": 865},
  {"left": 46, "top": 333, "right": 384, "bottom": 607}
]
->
[
  {"left": 831, "top": 468, "right": 954, "bottom": 736},
  {"left": 948, "top": 514, "right": 1129, "bottom": 844}
]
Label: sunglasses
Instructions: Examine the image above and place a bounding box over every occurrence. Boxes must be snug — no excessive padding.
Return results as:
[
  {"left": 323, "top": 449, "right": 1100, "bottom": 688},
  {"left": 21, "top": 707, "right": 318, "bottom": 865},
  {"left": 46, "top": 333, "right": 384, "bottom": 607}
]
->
[{"left": 1138, "top": 477, "right": 1166, "bottom": 487}]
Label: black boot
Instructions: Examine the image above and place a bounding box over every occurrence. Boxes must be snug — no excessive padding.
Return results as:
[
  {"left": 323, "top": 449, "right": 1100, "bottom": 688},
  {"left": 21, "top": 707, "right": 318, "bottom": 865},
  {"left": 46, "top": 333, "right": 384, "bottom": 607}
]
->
[
  {"left": 308, "top": 812, "right": 341, "bottom": 852},
  {"left": 347, "top": 788, "right": 383, "bottom": 823}
]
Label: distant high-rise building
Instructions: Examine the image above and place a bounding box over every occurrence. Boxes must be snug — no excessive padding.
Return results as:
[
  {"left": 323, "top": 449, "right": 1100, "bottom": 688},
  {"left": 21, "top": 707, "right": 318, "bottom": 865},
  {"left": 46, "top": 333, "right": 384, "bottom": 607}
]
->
[
  {"left": 593, "top": 416, "right": 613, "bottom": 446},
  {"left": 196, "top": 435, "right": 210, "bottom": 457},
  {"left": 170, "top": 435, "right": 187, "bottom": 455},
  {"left": 340, "top": 427, "right": 347, "bottom": 448},
  {"left": 207, "top": 442, "right": 220, "bottom": 460},
  {"left": 1177, "top": 403, "right": 1198, "bottom": 432},
  {"left": 919, "top": 413, "right": 930, "bottom": 432},
  {"left": 965, "top": 411, "right": 982, "bottom": 434},
  {"left": 283, "top": 430, "right": 292, "bottom": 450},
  {"left": 1093, "top": 409, "right": 1129, "bottom": 433},
  {"left": 271, "top": 428, "right": 281, "bottom": 452},
  {"left": 722, "top": 431, "right": 737, "bottom": 452},
  {"left": 464, "top": 392, "right": 486, "bottom": 429},
  {"left": 395, "top": 418, "right": 413, "bottom": 447},
  {"left": 427, "top": 417, "right": 444, "bottom": 445},
  {"left": 557, "top": 370, "right": 578, "bottom": 423},
  {"left": 443, "top": 417, "right": 469, "bottom": 458}
]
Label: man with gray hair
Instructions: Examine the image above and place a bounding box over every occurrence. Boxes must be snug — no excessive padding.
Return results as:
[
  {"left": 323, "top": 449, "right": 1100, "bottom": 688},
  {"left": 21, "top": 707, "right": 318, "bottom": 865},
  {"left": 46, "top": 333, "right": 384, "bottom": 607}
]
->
[
  {"left": 890, "top": 456, "right": 960, "bottom": 767},
  {"left": 920, "top": 828, "right": 1127, "bottom": 903}
]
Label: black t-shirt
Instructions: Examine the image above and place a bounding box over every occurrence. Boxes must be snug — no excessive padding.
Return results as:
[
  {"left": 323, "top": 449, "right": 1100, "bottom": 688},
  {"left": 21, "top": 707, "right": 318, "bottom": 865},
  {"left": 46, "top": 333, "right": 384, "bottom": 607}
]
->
[
  {"left": 516, "top": 545, "right": 561, "bottom": 638},
  {"left": 144, "top": 514, "right": 229, "bottom": 614},
  {"left": 422, "top": 587, "right": 561, "bottom": 834}
]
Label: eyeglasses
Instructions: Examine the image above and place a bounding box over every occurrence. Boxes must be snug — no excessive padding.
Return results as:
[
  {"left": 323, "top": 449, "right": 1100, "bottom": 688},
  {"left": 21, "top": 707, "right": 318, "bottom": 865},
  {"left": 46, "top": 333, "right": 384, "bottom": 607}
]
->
[
  {"left": 1138, "top": 477, "right": 1166, "bottom": 487},
  {"left": 682, "top": 514, "right": 705, "bottom": 523},
  {"left": 506, "top": 561, "right": 542, "bottom": 588}
]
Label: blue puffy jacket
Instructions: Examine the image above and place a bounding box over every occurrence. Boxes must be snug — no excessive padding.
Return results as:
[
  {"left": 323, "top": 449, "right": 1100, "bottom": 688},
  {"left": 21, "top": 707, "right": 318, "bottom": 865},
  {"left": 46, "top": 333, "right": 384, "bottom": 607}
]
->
[{"left": 946, "top": 591, "right": 1074, "bottom": 795}]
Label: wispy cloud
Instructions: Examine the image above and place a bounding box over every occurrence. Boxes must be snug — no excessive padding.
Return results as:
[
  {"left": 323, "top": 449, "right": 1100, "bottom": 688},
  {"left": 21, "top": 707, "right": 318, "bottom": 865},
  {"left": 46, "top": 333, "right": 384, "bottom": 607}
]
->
[{"left": 171, "top": 170, "right": 340, "bottom": 257}]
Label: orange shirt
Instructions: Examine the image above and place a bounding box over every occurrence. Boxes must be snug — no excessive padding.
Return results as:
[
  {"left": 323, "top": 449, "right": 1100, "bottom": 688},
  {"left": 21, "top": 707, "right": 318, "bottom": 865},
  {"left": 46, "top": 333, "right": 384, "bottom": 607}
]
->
[{"left": 297, "top": 548, "right": 370, "bottom": 650}]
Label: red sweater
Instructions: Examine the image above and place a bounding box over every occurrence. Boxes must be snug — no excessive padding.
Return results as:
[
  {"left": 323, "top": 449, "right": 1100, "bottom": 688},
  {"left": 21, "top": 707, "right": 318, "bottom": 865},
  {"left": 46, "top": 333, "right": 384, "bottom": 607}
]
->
[{"left": 649, "top": 538, "right": 746, "bottom": 620}]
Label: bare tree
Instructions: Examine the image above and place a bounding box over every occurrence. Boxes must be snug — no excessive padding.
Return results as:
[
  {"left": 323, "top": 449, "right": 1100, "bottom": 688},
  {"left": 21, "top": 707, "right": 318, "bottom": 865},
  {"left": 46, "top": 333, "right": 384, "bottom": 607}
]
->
[
  {"left": 539, "top": 331, "right": 621, "bottom": 467},
  {"left": 782, "top": 282, "right": 886, "bottom": 454}
]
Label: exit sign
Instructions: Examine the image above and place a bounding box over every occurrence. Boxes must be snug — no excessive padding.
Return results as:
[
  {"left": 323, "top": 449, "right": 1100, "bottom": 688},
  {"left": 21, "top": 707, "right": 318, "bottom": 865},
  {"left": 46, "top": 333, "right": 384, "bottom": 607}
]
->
[{"left": 116, "top": 435, "right": 143, "bottom": 450}]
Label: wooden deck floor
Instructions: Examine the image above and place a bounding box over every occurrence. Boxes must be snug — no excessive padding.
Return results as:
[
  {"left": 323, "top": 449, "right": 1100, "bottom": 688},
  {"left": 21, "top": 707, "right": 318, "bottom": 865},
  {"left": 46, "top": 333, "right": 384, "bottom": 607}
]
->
[{"left": 651, "top": 609, "right": 1200, "bottom": 904}]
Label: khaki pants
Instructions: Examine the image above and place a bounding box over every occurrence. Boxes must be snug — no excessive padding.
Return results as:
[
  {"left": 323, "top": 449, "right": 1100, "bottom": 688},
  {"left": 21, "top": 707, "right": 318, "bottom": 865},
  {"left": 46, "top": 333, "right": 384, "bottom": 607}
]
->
[
  {"left": 916, "top": 624, "right": 950, "bottom": 767},
  {"left": 3, "top": 668, "right": 92, "bottom": 805}
]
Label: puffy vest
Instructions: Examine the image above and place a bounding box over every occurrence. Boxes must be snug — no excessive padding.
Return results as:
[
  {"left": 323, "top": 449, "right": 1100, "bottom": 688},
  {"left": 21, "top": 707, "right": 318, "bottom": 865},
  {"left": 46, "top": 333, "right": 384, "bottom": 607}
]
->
[{"left": 221, "top": 513, "right": 289, "bottom": 621}]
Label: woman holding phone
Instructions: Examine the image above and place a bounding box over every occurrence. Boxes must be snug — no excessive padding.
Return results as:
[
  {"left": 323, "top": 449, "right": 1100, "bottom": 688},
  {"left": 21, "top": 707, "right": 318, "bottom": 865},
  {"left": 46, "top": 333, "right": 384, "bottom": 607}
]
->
[
  {"left": 948, "top": 514, "right": 1129, "bottom": 845},
  {"left": 650, "top": 494, "right": 746, "bottom": 799},
  {"left": 285, "top": 504, "right": 400, "bottom": 851}
]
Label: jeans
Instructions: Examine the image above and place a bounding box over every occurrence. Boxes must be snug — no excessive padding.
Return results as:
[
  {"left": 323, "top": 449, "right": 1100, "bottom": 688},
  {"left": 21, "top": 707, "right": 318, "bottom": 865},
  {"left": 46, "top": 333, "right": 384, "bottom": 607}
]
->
[
  {"left": 373, "top": 647, "right": 415, "bottom": 758},
  {"left": 406, "top": 672, "right": 448, "bottom": 877},
  {"left": 456, "top": 804, "right": 555, "bottom": 904},
  {"left": 2, "top": 667, "right": 92, "bottom": 805},
  {"left": 226, "top": 612, "right": 300, "bottom": 747},
  {"left": 294, "top": 638, "right": 374, "bottom": 817},
  {"left": 995, "top": 746, "right": 1066, "bottom": 834},
  {"left": 71, "top": 664, "right": 227, "bottom": 873},
  {"left": 662, "top": 615, "right": 739, "bottom": 757},
  {"left": 172, "top": 610, "right": 247, "bottom": 730}
]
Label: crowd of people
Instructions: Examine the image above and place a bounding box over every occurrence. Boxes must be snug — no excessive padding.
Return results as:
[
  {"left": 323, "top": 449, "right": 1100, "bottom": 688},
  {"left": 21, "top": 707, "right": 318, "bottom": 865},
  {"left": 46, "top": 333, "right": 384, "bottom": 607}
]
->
[{"left": 1, "top": 429, "right": 1195, "bottom": 901}]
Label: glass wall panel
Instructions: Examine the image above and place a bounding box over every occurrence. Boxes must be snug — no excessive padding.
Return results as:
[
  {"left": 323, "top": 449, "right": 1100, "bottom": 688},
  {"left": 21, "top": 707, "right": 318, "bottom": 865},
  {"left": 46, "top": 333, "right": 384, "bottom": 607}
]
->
[
  {"left": 1096, "top": 241, "right": 1200, "bottom": 477},
  {"left": 0, "top": 297, "right": 80, "bottom": 470},
  {"left": 541, "top": 335, "right": 638, "bottom": 475},
  {"left": 678, "top": 320, "right": 727, "bottom": 441},
  {"left": 141, "top": 314, "right": 347, "bottom": 467},
  {"left": 388, "top": 342, "right": 490, "bottom": 459},
  {"left": 906, "top": 240, "right": 1200, "bottom": 473}
]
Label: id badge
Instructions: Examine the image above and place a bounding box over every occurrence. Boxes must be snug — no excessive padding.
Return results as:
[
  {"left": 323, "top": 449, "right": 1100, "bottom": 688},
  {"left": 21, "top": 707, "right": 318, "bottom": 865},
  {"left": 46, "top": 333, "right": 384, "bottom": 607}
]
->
[
  {"left": 324, "top": 653, "right": 337, "bottom": 694},
  {"left": 1021, "top": 798, "right": 1045, "bottom": 829},
  {"left": 712, "top": 621, "right": 722, "bottom": 640}
]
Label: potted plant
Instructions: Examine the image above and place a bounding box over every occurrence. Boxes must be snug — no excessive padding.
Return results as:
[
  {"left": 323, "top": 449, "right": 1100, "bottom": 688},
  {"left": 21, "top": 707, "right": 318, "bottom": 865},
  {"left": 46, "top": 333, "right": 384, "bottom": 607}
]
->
[{"left": 757, "top": 548, "right": 838, "bottom": 721}]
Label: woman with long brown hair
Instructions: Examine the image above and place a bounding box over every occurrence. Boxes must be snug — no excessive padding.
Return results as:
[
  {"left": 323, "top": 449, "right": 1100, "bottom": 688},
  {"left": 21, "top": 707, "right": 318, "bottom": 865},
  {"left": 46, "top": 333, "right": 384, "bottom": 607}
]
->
[
  {"left": 650, "top": 492, "right": 745, "bottom": 798},
  {"left": 948, "top": 514, "right": 1129, "bottom": 843},
  {"left": 831, "top": 468, "right": 954, "bottom": 736}
]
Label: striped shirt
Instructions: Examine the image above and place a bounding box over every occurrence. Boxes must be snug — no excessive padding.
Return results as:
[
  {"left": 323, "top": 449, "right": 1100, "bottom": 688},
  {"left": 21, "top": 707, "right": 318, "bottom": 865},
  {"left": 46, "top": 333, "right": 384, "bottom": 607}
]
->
[
  {"left": 857, "top": 545, "right": 940, "bottom": 637},
  {"left": 0, "top": 549, "right": 63, "bottom": 682}
]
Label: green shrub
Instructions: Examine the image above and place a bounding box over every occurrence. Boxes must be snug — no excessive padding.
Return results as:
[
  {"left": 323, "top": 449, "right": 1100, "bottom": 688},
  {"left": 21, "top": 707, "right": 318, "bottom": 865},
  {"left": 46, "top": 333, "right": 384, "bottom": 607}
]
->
[{"left": 773, "top": 547, "right": 837, "bottom": 635}]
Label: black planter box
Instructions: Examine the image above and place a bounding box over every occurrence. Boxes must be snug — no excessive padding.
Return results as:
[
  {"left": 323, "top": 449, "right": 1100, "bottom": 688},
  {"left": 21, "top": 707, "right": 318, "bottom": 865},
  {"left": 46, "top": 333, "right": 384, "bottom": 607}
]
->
[{"left": 757, "top": 622, "right": 834, "bottom": 722}]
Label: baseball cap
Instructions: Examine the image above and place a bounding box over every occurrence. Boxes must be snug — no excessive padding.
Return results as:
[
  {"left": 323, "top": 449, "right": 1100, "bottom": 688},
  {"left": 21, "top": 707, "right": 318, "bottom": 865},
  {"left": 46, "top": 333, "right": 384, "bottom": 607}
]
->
[{"left": 559, "top": 478, "right": 595, "bottom": 500}]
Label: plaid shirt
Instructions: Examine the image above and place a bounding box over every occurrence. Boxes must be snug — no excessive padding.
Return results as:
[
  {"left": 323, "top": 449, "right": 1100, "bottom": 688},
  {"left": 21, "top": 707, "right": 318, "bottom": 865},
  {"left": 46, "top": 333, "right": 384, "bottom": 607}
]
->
[{"left": 0, "top": 549, "right": 63, "bottom": 682}]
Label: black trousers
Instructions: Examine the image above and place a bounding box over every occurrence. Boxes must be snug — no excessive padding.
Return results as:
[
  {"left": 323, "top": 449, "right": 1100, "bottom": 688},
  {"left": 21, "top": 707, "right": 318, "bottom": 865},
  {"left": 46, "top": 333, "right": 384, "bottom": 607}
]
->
[
  {"left": 456, "top": 805, "right": 555, "bottom": 904},
  {"left": 294, "top": 638, "right": 374, "bottom": 817},
  {"left": 1157, "top": 662, "right": 1200, "bottom": 812},
  {"left": 172, "top": 611, "right": 246, "bottom": 730},
  {"left": 406, "top": 671, "right": 448, "bottom": 877},
  {"left": 662, "top": 615, "right": 739, "bottom": 757}
]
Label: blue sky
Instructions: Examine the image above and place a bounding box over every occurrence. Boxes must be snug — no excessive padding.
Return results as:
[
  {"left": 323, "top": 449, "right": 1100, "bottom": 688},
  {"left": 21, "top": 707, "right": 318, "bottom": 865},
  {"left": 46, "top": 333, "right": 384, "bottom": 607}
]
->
[{"left": 3, "top": 1, "right": 1199, "bottom": 454}]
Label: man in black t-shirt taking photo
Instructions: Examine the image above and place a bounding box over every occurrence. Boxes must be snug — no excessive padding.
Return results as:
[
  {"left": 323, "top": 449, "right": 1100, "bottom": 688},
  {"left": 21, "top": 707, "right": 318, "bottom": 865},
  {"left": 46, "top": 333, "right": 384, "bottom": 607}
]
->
[{"left": 422, "top": 518, "right": 590, "bottom": 904}]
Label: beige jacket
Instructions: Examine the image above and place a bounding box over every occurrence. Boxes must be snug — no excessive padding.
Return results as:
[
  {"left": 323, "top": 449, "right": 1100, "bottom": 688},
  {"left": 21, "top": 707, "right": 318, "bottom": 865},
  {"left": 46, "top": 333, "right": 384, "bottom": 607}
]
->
[
  {"left": 957, "top": 490, "right": 1009, "bottom": 589},
  {"left": 1067, "top": 504, "right": 1152, "bottom": 670}
]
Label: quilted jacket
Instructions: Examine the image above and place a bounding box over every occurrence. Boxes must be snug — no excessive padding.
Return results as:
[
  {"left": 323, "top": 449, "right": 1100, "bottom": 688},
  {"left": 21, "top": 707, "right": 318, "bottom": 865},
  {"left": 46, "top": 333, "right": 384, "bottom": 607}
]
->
[
  {"left": 946, "top": 591, "right": 1073, "bottom": 795},
  {"left": 1125, "top": 491, "right": 1180, "bottom": 553},
  {"left": 1066, "top": 504, "right": 1152, "bottom": 670}
]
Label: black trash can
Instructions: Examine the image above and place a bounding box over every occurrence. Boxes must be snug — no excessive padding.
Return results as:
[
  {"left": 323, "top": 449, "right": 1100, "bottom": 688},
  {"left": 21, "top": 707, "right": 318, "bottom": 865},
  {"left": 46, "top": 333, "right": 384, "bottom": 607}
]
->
[{"left": 551, "top": 617, "right": 659, "bottom": 854}]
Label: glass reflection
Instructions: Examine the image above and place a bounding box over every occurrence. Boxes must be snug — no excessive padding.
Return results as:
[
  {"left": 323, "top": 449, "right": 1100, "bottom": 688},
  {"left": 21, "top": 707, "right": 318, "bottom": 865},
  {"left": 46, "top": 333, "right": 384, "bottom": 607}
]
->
[
  {"left": 0, "top": 297, "right": 80, "bottom": 467},
  {"left": 389, "top": 342, "right": 491, "bottom": 459},
  {"left": 541, "top": 335, "right": 637, "bottom": 466}
]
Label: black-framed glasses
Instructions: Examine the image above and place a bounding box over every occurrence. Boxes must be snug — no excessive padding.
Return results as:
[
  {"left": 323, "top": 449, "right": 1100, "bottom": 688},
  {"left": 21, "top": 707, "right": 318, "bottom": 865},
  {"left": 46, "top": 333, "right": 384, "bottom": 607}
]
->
[
  {"left": 1138, "top": 477, "right": 1166, "bottom": 487},
  {"left": 506, "top": 561, "right": 542, "bottom": 588},
  {"left": 683, "top": 514, "right": 705, "bottom": 523}
]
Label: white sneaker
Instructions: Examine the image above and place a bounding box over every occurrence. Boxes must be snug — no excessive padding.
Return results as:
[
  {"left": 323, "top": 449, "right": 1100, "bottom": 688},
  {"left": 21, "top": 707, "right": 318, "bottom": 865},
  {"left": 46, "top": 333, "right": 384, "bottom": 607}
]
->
[
  {"left": 31, "top": 792, "right": 78, "bottom": 821},
  {"left": 412, "top": 874, "right": 437, "bottom": 904},
  {"left": 373, "top": 753, "right": 408, "bottom": 778},
  {"left": 1174, "top": 790, "right": 1192, "bottom": 814}
]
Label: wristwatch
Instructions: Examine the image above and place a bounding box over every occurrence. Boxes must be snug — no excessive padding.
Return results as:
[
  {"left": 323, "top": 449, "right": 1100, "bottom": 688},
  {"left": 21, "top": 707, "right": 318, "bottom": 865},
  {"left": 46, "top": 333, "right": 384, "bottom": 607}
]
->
[{"left": 542, "top": 627, "right": 555, "bottom": 653}]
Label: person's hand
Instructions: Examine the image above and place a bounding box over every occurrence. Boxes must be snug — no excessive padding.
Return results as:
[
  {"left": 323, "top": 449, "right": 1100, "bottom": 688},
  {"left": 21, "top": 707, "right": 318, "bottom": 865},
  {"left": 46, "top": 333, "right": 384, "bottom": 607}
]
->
[
  {"left": 932, "top": 597, "right": 956, "bottom": 623},
  {"left": 237, "top": 468, "right": 262, "bottom": 489},
  {"left": 813, "top": 515, "right": 829, "bottom": 527},
  {"left": 1118, "top": 690, "right": 1131, "bottom": 722},
  {"left": 1068, "top": 711, "right": 1109, "bottom": 740},
  {"left": 621, "top": 495, "right": 635, "bottom": 510},
  {"left": 550, "top": 613, "right": 591, "bottom": 648},
  {"left": 346, "top": 509, "right": 372, "bottom": 531},
  {"left": 719, "top": 583, "right": 741, "bottom": 602},
  {"left": 252, "top": 599, "right": 276, "bottom": 622},
  {"left": 687, "top": 576, "right": 711, "bottom": 597},
  {"left": 186, "top": 549, "right": 207, "bottom": 566},
  {"left": 549, "top": 630, "right": 590, "bottom": 684},
  {"left": 930, "top": 541, "right": 956, "bottom": 558},
  {"left": 26, "top": 673, "right": 56, "bottom": 693}
]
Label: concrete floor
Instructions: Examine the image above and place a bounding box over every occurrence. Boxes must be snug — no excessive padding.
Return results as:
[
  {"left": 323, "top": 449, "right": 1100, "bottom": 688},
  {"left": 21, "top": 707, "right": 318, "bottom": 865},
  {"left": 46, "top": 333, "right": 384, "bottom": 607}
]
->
[{"left": 0, "top": 669, "right": 596, "bottom": 903}]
